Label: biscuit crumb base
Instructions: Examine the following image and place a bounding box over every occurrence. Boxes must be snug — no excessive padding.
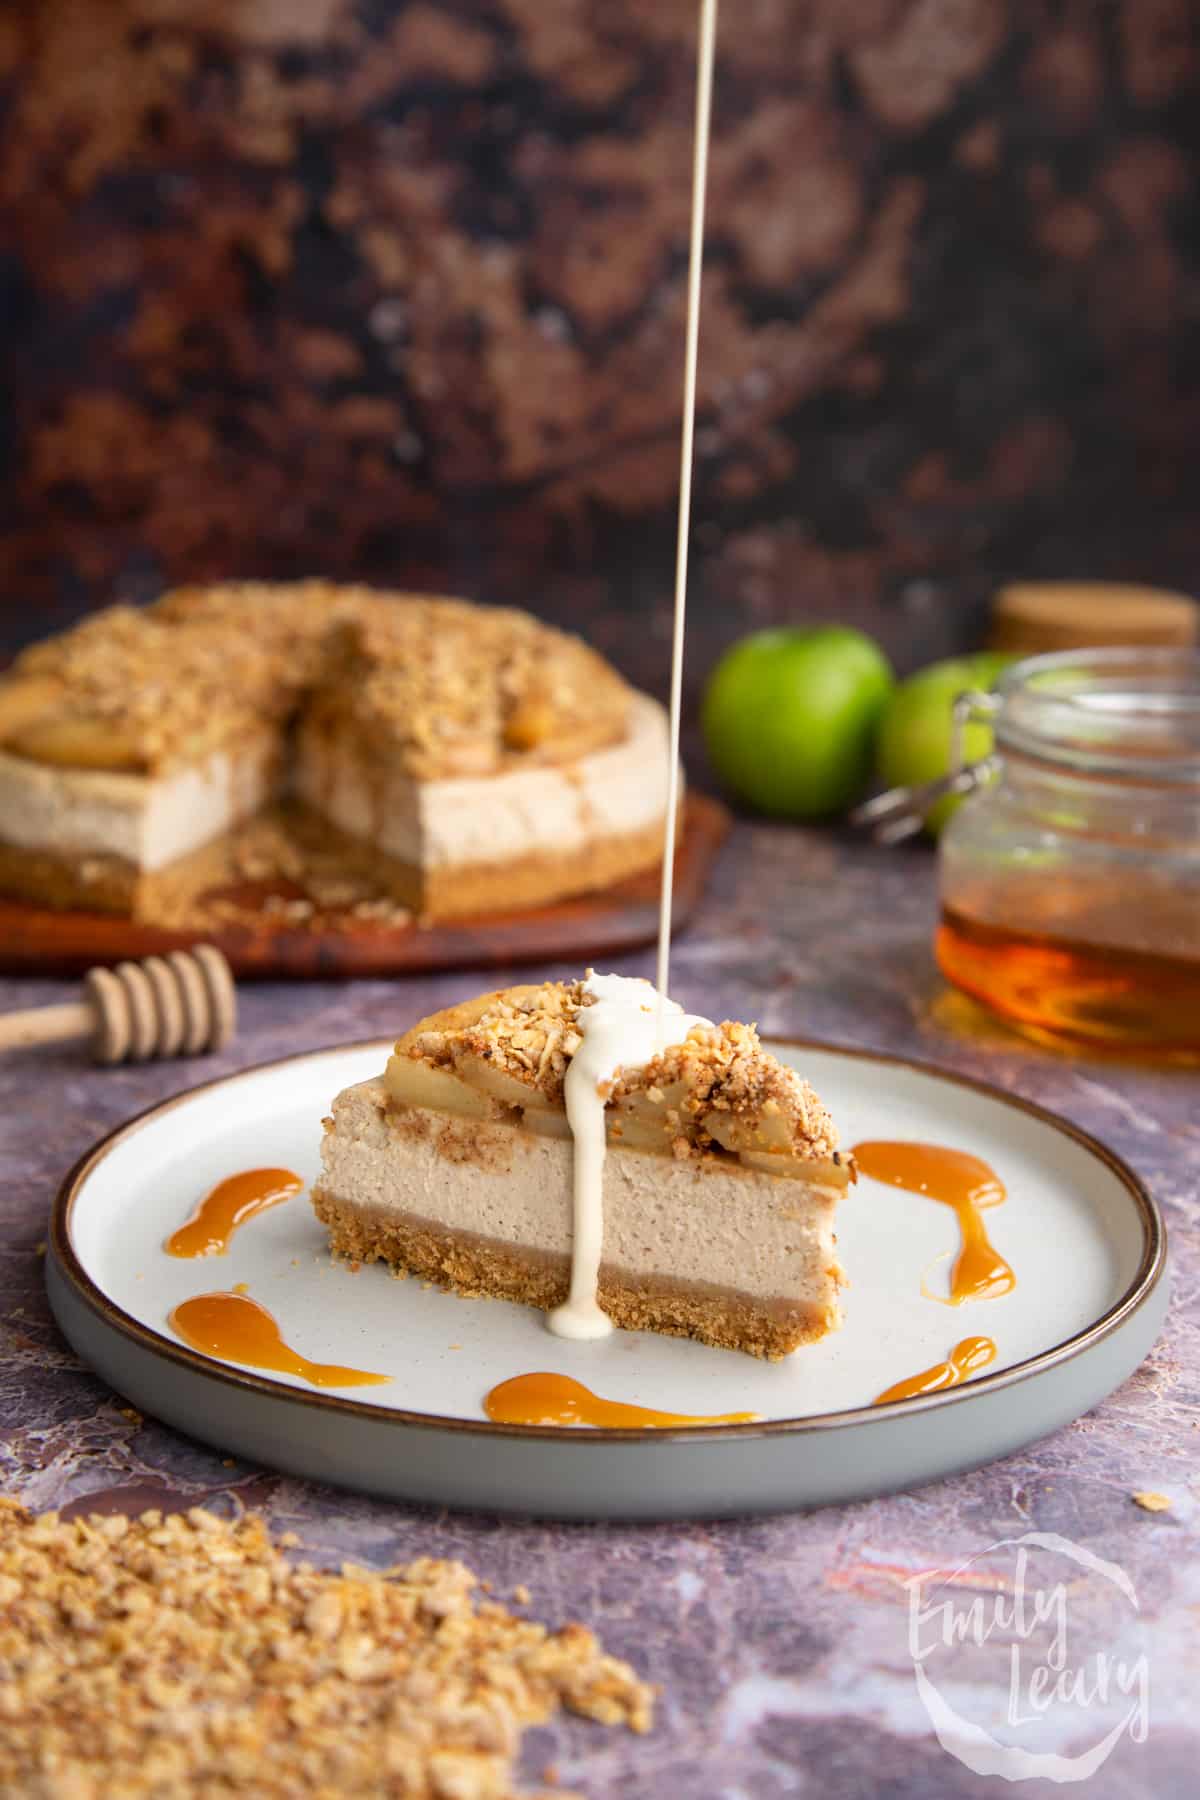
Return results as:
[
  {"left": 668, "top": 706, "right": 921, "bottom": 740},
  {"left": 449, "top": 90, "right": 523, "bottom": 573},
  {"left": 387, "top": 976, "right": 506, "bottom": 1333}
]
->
[
  {"left": 0, "top": 802, "right": 668, "bottom": 929},
  {"left": 0, "top": 803, "right": 416, "bottom": 927},
  {"left": 0, "top": 1498, "right": 652, "bottom": 1799},
  {"left": 312, "top": 1187, "right": 838, "bottom": 1361}
]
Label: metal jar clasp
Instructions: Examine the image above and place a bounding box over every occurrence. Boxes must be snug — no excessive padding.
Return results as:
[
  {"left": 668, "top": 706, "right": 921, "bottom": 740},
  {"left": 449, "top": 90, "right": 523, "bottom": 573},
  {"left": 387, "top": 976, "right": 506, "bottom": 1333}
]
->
[{"left": 850, "top": 689, "right": 1001, "bottom": 844}]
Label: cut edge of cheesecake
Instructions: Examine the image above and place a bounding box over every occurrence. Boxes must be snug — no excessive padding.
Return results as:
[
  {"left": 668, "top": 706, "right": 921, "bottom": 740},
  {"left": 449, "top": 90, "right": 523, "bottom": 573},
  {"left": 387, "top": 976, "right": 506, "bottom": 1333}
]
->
[
  {"left": 0, "top": 587, "right": 674, "bottom": 920},
  {"left": 293, "top": 692, "right": 675, "bottom": 919},
  {"left": 312, "top": 980, "right": 854, "bottom": 1360}
]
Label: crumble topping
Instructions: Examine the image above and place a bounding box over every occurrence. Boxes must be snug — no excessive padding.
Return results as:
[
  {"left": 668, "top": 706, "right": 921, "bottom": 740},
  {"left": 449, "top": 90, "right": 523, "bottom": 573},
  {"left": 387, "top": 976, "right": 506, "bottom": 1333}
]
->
[
  {"left": 154, "top": 576, "right": 372, "bottom": 627},
  {"left": 0, "top": 1500, "right": 652, "bottom": 1799},
  {"left": 399, "top": 981, "right": 843, "bottom": 1165},
  {"left": 153, "top": 578, "right": 380, "bottom": 678},
  {"left": 1, "top": 607, "right": 290, "bottom": 772},
  {"left": 611, "top": 1019, "right": 842, "bottom": 1162},
  {"left": 404, "top": 981, "right": 590, "bottom": 1102},
  {"left": 306, "top": 603, "right": 632, "bottom": 779},
  {"left": 2, "top": 583, "right": 633, "bottom": 781}
]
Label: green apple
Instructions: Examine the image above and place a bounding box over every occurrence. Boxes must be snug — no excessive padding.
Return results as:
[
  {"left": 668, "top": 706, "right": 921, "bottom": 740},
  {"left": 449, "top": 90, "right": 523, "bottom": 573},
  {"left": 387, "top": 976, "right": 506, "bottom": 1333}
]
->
[
  {"left": 701, "top": 625, "right": 895, "bottom": 817},
  {"left": 876, "top": 652, "right": 1014, "bottom": 835}
]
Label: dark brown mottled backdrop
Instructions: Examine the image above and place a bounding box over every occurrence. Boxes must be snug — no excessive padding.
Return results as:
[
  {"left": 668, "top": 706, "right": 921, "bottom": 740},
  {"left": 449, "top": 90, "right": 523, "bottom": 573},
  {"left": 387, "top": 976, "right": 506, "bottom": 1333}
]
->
[{"left": 2, "top": 1, "right": 1198, "bottom": 692}]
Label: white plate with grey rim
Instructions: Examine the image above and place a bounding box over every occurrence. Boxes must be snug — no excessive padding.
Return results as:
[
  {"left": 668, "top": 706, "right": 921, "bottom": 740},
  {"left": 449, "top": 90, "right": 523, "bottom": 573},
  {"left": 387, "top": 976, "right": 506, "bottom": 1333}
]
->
[{"left": 46, "top": 1038, "right": 1167, "bottom": 1520}]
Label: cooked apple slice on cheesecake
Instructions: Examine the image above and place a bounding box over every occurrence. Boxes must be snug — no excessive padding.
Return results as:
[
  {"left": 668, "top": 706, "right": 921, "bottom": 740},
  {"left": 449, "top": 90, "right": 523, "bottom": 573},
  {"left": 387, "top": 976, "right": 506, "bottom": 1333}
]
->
[{"left": 312, "top": 974, "right": 852, "bottom": 1359}]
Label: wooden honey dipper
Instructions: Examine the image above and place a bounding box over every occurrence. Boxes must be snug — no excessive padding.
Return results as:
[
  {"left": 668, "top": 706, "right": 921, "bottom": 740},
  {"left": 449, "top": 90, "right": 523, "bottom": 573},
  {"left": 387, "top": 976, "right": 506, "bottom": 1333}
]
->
[{"left": 0, "top": 946, "right": 236, "bottom": 1064}]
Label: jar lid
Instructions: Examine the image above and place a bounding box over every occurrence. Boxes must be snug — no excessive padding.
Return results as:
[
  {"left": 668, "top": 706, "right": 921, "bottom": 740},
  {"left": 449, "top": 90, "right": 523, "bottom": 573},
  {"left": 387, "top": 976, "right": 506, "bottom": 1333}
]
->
[{"left": 989, "top": 582, "right": 1198, "bottom": 655}]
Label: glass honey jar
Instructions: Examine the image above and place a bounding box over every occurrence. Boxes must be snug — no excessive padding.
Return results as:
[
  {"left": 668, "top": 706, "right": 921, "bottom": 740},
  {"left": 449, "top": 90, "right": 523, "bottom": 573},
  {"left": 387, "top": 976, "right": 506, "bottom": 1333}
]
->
[{"left": 935, "top": 648, "right": 1200, "bottom": 1054}]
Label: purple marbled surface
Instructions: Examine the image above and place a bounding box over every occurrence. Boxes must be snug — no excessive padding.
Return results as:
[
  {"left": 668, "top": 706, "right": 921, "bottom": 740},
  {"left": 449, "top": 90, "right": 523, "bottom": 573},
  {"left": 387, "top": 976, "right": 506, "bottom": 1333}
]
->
[{"left": 1, "top": 823, "right": 1196, "bottom": 1797}]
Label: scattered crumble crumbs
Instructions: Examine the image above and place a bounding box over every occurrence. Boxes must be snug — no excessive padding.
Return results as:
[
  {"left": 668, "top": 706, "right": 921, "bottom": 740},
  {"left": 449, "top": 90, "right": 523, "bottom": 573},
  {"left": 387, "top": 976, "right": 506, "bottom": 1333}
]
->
[
  {"left": 513, "top": 1586, "right": 531, "bottom": 1606},
  {"left": 117, "top": 1407, "right": 143, "bottom": 1426},
  {"left": 0, "top": 1502, "right": 653, "bottom": 1798},
  {"left": 232, "top": 1282, "right": 249, "bottom": 1296},
  {"left": 145, "top": 803, "right": 418, "bottom": 937},
  {"left": 33, "top": 1242, "right": 45, "bottom": 1259},
  {"left": 1131, "top": 1491, "right": 1172, "bottom": 1512}
]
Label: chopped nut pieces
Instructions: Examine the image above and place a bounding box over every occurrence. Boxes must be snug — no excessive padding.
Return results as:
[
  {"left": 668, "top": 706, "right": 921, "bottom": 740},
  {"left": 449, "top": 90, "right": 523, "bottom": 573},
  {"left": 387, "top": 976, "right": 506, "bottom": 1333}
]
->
[
  {"left": 0, "top": 583, "right": 630, "bottom": 783},
  {"left": 2, "top": 607, "right": 289, "bottom": 773},
  {"left": 303, "top": 602, "right": 631, "bottom": 780},
  {"left": 611, "top": 1020, "right": 842, "bottom": 1163},
  {"left": 141, "top": 805, "right": 415, "bottom": 935},
  {"left": 399, "top": 982, "right": 589, "bottom": 1105},
  {"left": 393, "top": 981, "right": 846, "bottom": 1170},
  {"left": 0, "top": 1499, "right": 652, "bottom": 1799}
]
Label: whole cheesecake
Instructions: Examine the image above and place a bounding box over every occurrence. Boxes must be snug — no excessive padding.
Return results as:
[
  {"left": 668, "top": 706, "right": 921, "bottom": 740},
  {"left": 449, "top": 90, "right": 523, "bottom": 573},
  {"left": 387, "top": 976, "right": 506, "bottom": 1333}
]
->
[{"left": 0, "top": 584, "right": 674, "bottom": 919}]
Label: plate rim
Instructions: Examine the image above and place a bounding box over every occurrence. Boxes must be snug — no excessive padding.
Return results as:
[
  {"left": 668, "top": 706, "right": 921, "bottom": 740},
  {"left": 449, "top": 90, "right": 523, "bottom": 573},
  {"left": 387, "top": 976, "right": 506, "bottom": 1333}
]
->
[{"left": 49, "top": 1035, "right": 1167, "bottom": 1445}]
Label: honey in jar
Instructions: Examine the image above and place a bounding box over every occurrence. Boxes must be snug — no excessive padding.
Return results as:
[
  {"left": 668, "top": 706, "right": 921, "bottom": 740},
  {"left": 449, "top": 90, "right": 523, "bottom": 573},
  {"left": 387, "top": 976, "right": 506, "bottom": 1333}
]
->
[{"left": 938, "top": 649, "right": 1200, "bottom": 1054}]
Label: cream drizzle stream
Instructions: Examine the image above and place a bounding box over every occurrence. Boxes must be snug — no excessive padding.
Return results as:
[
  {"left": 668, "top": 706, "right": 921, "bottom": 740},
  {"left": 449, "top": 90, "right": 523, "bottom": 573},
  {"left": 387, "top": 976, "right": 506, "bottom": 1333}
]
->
[
  {"left": 655, "top": 0, "right": 717, "bottom": 1013},
  {"left": 548, "top": 973, "right": 710, "bottom": 1340},
  {"left": 549, "top": 5, "right": 718, "bottom": 1340}
]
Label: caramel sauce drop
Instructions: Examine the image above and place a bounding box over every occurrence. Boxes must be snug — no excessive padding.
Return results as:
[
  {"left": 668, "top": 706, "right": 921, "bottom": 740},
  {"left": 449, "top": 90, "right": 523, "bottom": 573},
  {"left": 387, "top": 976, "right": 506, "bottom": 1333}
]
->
[
  {"left": 169, "top": 1291, "right": 390, "bottom": 1389},
  {"left": 852, "top": 1140, "right": 1015, "bottom": 1304},
  {"left": 165, "top": 1168, "right": 303, "bottom": 1259},
  {"left": 874, "top": 1335, "right": 997, "bottom": 1405},
  {"left": 483, "top": 1371, "right": 759, "bottom": 1429}
]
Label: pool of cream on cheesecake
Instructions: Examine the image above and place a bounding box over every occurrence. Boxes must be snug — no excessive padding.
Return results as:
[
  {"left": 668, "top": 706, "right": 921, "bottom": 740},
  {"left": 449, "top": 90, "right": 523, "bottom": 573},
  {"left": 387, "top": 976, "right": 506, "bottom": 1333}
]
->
[
  {"left": 552, "top": 972, "right": 709, "bottom": 1339},
  {"left": 292, "top": 694, "right": 672, "bottom": 872}
]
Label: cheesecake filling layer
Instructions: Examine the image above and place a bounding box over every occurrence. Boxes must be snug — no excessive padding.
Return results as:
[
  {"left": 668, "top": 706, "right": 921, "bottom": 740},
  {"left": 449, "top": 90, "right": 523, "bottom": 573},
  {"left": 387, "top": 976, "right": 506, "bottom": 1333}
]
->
[
  {"left": 0, "top": 736, "right": 280, "bottom": 871},
  {"left": 317, "top": 1078, "right": 843, "bottom": 1311},
  {"left": 293, "top": 693, "right": 671, "bottom": 872}
]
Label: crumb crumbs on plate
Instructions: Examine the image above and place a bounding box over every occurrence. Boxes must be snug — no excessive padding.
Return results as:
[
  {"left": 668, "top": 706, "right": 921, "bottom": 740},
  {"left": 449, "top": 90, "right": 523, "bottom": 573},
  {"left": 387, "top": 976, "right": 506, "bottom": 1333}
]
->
[
  {"left": 0, "top": 1500, "right": 653, "bottom": 1796},
  {"left": 1131, "top": 1490, "right": 1172, "bottom": 1512}
]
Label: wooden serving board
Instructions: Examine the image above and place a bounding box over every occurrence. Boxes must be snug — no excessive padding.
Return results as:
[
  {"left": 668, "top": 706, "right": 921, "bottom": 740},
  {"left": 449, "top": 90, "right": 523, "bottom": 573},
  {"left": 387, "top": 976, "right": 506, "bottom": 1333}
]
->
[{"left": 0, "top": 794, "right": 729, "bottom": 979}]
